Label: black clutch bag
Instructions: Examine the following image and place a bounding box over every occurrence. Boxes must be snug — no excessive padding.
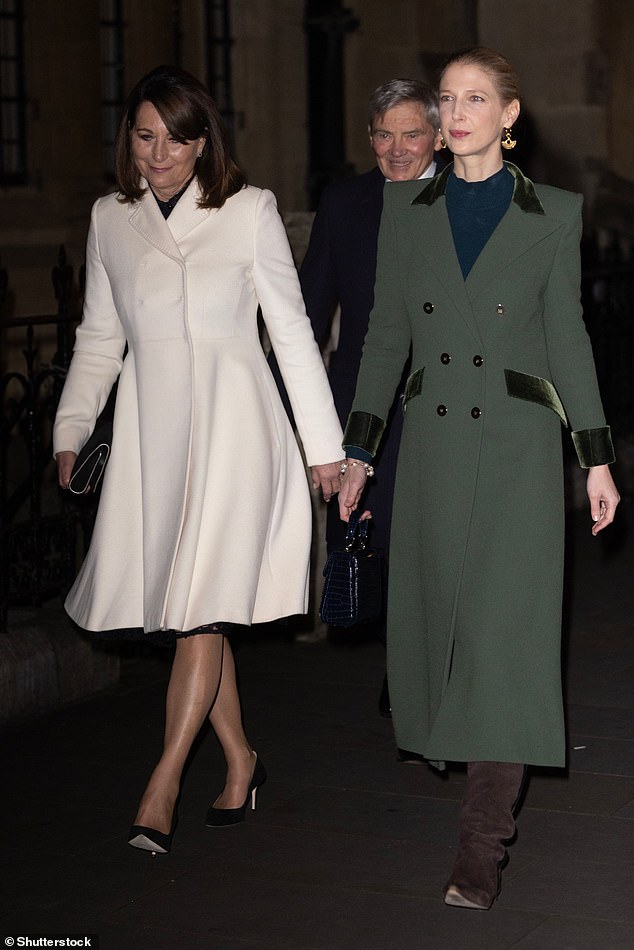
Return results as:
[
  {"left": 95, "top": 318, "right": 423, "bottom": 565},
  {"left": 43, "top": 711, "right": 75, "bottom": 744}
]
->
[
  {"left": 68, "top": 420, "right": 113, "bottom": 495},
  {"left": 319, "top": 513, "right": 382, "bottom": 627}
]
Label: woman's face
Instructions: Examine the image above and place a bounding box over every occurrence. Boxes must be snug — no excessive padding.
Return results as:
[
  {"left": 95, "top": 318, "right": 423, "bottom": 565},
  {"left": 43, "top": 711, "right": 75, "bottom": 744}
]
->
[
  {"left": 131, "top": 100, "right": 205, "bottom": 201},
  {"left": 438, "top": 63, "right": 519, "bottom": 166}
]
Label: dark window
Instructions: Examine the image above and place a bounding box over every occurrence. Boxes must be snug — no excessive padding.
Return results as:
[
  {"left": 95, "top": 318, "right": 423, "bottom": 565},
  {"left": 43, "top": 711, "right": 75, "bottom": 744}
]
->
[
  {"left": 0, "top": 0, "right": 27, "bottom": 185},
  {"left": 205, "top": 0, "right": 234, "bottom": 134},
  {"left": 100, "top": 0, "right": 125, "bottom": 177}
]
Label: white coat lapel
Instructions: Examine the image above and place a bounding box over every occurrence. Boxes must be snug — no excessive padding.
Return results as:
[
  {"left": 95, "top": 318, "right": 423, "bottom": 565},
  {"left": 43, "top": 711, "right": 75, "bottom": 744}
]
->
[
  {"left": 128, "top": 186, "right": 184, "bottom": 263},
  {"left": 165, "top": 179, "right": 212, "bottom": 244}
]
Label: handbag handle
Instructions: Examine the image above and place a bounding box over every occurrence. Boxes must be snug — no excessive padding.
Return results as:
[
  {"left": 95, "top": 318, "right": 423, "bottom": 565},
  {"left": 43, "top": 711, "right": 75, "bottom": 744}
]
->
[{"left": 344, "top": 511, "right": 370, "bottom": 552}]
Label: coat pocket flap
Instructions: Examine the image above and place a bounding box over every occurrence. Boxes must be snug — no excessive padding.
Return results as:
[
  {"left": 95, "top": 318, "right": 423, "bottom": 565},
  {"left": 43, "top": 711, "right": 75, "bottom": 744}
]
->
[
  {"left": 505, "top": 369, "right": 568, "bottom": 426},
  {"left": 402, "top": 367, "right": 425, "bottom": 413}
]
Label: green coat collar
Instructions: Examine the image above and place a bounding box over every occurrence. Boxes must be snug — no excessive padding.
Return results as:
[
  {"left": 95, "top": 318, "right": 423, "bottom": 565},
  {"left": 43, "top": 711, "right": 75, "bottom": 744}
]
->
[{"left": 412, "top": 161, "right": 545, "bottom": 215}]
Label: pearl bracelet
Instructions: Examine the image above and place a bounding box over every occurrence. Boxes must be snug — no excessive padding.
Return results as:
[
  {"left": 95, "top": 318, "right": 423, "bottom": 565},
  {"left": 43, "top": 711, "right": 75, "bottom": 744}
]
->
[{"left": 340, "top": 459, "right": 375, "bottom": 478}]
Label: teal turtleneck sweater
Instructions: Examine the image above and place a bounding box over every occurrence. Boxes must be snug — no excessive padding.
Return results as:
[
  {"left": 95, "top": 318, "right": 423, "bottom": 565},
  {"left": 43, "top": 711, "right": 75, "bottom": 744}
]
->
[{"left": 445, "top": 165, "right": 514, "bottom": 278}]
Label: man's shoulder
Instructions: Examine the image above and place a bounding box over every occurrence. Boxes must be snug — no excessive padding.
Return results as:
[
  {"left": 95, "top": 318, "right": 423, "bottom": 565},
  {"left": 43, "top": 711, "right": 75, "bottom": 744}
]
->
[{"left": 322, "top": 166, "right": 383, "bottom": 207}]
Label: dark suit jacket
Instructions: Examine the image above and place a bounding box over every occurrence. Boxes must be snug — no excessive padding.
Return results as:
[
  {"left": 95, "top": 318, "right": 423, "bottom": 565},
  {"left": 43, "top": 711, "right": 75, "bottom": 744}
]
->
[
  {"left": 302, "top": 166, "right": 387, "bottom": 418},
  {"left": 294, "top": 165, "right": 408, "bottom": 553}
]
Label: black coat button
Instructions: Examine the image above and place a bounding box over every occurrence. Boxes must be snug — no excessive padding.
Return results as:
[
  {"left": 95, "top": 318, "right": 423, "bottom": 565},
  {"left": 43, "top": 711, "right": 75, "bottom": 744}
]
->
[
  {"left": 473, "top": 355, "right": 483, "bottom": 367},
  {"left": 423, "top": 302, "right": 434, "bottom": 314},
  {"left": 437, "top": 404, "right": 447, "bottom": 416},
  {"left": 440, "top": 352, "right": 451, "bottom": 364},
  {"left": 471, "top": 407, "right": 482, "bottom": 418}
]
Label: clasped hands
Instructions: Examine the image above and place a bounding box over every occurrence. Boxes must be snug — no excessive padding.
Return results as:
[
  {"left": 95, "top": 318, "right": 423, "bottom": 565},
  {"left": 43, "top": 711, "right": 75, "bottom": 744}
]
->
[
  {"left": 310, "top": 460, "right": 344, "bottom": 504},
  {"left": 311, "top": 458, "right": 372, "bottom": 524}
]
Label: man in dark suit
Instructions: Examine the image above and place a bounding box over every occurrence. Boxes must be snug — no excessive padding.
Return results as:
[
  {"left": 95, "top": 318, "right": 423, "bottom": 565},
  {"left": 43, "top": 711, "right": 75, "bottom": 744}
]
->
[
  {"left": 273, "top": 80, "right": 441, "bottom": 716},
  {"left": 301, "top": 80, "right": 441, "bottom": 561}
]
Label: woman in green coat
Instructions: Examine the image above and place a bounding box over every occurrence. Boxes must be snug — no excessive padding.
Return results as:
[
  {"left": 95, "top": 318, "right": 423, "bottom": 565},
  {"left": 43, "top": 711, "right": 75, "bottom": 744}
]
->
[{"left": 339, "top": 47, "right": 620, "bottom": 910}]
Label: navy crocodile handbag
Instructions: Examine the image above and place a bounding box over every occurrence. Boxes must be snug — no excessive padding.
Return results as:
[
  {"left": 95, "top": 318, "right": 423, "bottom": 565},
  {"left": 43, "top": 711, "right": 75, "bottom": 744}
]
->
[{"left": 319, "top": 513, "right": 382, "bottom": 627}]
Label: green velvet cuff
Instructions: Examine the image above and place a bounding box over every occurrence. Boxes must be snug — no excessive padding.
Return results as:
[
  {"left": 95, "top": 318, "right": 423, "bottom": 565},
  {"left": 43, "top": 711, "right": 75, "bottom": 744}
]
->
[
  {"left": 571, "top": 427, "right": 615, "bottom": 469},
  {"left": 342, "top": 411, "right": 386, "bottom": 458}
]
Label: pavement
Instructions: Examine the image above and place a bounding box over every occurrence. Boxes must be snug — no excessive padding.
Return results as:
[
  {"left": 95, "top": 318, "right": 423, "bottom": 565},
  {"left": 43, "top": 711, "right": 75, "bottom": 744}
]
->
[{"left": 1, "top": 502, "right": 633, "bottom": 950}]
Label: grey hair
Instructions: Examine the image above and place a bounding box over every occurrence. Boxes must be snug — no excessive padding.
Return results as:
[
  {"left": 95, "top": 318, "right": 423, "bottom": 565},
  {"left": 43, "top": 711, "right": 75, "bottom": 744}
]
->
[{"left": 368, "top": 79, "right": 440, "bottom": 132}]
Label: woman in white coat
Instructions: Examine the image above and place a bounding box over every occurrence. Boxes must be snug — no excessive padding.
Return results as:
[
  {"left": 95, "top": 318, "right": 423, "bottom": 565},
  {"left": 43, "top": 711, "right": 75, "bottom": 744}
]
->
[{"left": 54, "top": 65, "right": 344, "bottom": 854}]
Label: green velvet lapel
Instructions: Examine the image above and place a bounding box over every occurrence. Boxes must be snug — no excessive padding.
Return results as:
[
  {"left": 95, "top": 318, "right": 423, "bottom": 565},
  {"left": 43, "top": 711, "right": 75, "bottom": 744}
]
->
[{"left": 412, "top": 161, "right": 543, "bottom": 212}]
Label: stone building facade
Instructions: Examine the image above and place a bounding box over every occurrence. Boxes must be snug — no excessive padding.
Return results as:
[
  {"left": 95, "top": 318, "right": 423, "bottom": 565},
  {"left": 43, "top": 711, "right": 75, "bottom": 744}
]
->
[{"left": 1, "top": 0, "right": 632, "bottom": 331}]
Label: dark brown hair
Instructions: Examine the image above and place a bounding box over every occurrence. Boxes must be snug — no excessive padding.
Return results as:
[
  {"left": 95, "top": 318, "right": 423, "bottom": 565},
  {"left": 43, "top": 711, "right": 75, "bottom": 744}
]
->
[
  {"left": 114, "top": 64, "right": 246, "bottom": 208},
  {"left": 439, "top": 47, "right": 521, "bottom": 106}
]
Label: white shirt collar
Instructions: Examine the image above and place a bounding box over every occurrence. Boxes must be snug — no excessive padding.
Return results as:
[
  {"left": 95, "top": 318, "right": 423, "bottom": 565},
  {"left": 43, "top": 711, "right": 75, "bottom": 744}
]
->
[{"left": 385, "top": 160, "right": 437, "bottom": 183}]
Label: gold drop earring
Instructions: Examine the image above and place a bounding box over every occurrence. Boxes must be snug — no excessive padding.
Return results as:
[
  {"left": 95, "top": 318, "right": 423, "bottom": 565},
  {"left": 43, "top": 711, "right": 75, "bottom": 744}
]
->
[
  {"left": 439, "top": 131, "right": 447, "bottom": 149},
  {"left": 502, "top": 127, "right": 516, "bottom": 150}
]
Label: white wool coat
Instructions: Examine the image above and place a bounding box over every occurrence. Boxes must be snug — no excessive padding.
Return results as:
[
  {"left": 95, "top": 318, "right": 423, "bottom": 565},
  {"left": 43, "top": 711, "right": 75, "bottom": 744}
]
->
[{"left": 53, "top": 181, "right": 343, "bottom": 633}]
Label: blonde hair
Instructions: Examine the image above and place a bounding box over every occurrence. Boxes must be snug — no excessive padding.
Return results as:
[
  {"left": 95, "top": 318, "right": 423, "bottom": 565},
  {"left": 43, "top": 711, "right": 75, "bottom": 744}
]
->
[{"left": 440, "top": 47, "right": 521, "bottom": 106}]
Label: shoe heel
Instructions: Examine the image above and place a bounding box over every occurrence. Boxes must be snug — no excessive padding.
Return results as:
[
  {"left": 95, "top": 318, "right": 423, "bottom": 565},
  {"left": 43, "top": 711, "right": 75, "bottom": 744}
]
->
[{"left": 205, "top": 752, "right": 267, "bottom": 827}]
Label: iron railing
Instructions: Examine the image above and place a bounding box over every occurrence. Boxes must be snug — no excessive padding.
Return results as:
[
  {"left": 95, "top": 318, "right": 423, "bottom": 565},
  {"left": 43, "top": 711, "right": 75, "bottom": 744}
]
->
[{"left": 0, "top": 247, "right": 85, "bottom": 631}]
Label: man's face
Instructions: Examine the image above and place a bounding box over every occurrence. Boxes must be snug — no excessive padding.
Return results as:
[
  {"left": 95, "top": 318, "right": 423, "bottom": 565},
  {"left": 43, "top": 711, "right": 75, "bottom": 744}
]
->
[{"left": 370, "top": 101, "right": 441, "bottom": 180}]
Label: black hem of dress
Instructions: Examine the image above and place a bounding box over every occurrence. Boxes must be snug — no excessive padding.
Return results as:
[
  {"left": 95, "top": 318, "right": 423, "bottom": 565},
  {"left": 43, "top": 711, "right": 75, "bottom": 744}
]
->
[{"left": 82, "top": 621, "right": 242, "bottom": 648}]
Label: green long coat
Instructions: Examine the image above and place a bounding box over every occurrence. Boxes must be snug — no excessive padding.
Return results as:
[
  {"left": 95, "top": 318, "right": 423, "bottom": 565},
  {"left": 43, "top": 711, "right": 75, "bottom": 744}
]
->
[{"left": 344, "top": 164, "right": 613, "bottom": 768}]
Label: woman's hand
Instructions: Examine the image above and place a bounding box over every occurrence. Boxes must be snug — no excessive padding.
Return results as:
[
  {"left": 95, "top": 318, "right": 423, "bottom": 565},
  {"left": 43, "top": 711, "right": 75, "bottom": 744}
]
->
[
  {"left": 56, "top": 451, "right": 77, "bottom": 490},
  {"left": 311, "top": 459, "right": 345, "bottom": 503},
  {"left": 586, "top": 464, "right": 620, "bottom": 536},
  {"left": 338, "top": 461, "right": 370, "bottom": 522}
]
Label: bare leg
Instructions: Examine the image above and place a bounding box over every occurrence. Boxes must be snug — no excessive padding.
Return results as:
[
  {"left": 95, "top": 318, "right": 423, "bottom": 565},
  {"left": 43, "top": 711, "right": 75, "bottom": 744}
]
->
[{"left": 133, "top": 633, "right": 233, "bottom": 833}]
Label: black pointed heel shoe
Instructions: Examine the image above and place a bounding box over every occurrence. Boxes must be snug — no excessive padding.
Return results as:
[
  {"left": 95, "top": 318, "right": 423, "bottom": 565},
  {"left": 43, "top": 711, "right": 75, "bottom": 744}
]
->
[
  {"left": 128, "top": 819, "right": 176, "bottom": 855},
  {"left": 205, "top": 753, "right": 267, "bottom": 828}
]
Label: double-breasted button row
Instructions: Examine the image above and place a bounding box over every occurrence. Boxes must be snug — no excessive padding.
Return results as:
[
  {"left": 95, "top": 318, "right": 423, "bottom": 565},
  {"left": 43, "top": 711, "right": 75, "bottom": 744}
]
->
[
  {"left": 436, "top": 404, "right": 483, "bottom": 419},
  {"left": 439, "top": 353, "right": 484, "bottom": 366},
  {"left": 435, "top": 351, "right": 483, "bottom": 419}
]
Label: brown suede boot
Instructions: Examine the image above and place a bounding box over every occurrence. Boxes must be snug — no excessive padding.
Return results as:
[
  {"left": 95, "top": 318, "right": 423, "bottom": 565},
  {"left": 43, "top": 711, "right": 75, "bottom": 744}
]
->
[{"left": 443, "top": 761, "right": 526, "bottom": 910}]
